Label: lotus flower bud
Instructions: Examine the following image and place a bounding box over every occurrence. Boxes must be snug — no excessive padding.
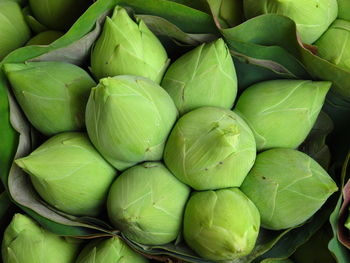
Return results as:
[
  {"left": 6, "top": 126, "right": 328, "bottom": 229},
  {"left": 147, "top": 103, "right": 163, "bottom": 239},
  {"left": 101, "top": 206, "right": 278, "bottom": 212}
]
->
[
  {"left": 0, "top": 1, "right": 30, "bottom": 59},
  {"left": 183, "top": 188, "right": 260, "bottom": 260},
  {"left": 243, "top": 0, "right": 338, "bottom": 44},
  {"left": 15, "top": 132, "right": 117, "bottom": 216},
  {"left": 161, "top": 38, "right": 237, "bottom": 115},
  {"left": 107, "top": 162, "right": 190, "bottom": 245},
  {"left": 4, "top": 62, "right": 96, "bottom": 135},
  {"left": 91, "top": 6, "right": 169, "bottom": 82},
  {"left": 338, "top": 0, "right": 350, "bottom": 20},
  {"left": 1, "top": 214, "right": 80, "bottom": 263},
  {"left": 86, "top": 75, "right": 177, "bottom": 170},
  {"left": 235, "top": 80, "right": 331, "bottom": 151},
  {"left": 28, "top": 0, "right": 91, "bottom": 31},
  {"left": 315, "top": 20, "right": 350, "bottom": 72},
  {"left": 164, "top": 107, "right": 256, "bottom": 190},
  {"left": 76, "top": 237, "right": 148, "bottom": 263},
  {"left": 241, "top": 149, "right": 338, "bottom": 230},
  {"left": 26, "top": 30, "right": 64, "bottom": 46}
]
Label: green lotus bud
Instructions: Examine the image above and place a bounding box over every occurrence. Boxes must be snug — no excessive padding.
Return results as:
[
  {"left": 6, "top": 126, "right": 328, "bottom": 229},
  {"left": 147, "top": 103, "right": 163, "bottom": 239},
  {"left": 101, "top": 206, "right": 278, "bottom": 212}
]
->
[
  {"left": 161, "top": 38, "right": 237, "bottom": 115},
  {"left": 15, "top": 132, "right": 116, "bottom": 216},
  {"left": 315, "top": 20, "right": 350, "bottom": 72},
  {"left": 4, "top": 62, "right": 96, "bottom": 135},
  {"left": 76, "top": 237, "right": 148, "bottom": 263},
  {"left": 164, "top": 106, "right": 256, "bottom": 190},
  {"left": 91, "top": 6, "right": 169, "bottom": 82},
  {"left": 338, "top": 0, "right": 350, "bottom": 20},
  {"left": 28, "top": 0, "right": 91, "bottom": 31},
  {"left": 2, "top": 213, "right": 80, "bottom": 263},
  {"left": 26, "top": 30, "right": 64, "bottom": 46},
  {"left": 86, "top": 75, "right": 177, "bottom": 170},
  {"left": 183, "top": 188, "right": 260, "bottom": 260},
  {"left": 235, "top": 80, "right": 331, "bottom": 151},
  {"left": 241, "top": 149, "right": 338, "bottom": 230},
  {"left": 107, "top": 162, "right": 190, "bottom": 245},
  {"left": 0, "top": 1, "right": 30, "bottom": 59},
  {"left": 243, "top": 0, "right": 338, "bottom": 44}
]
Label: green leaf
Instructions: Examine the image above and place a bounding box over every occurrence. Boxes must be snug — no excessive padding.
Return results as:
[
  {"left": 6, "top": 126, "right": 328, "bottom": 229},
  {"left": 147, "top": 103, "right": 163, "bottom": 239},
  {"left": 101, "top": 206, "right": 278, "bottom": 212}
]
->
[
  {"left": 221, "top": 15, "right": 310, "bottom": 89},
  {"left": 206, "top": 0, "right": 244, "bottom": 28}
]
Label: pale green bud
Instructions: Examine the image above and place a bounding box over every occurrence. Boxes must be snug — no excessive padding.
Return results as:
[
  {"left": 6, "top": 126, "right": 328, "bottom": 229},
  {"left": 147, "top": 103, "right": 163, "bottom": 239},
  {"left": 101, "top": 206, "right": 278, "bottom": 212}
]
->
[
  {"left": 86, "top": 75, "right": 177, "bottom": 170},
  {"left": 26, "top": 30, "right": 64, "bottom": 46},
  {"left": 107, "top": 162, "right": 190, "bottom": 245},
  {"left": 91, "top": 6, "right": 169, "bottom": 82},
  {"left": 241, "top": 149, "right": 338, "bottom": 230},
  {"left": 0, "top": 1, "right": 30, "bottom": 59},
  {"left": 2, "top": 213, "right": 80, "bottom": 263},
  {"left": 4, "top": 62, "right": 96, "bottom": 135},
  {"left": 76, "top": 237, "right": 148, "bottom": 263},
  {"left": 28, "top": 0, "right": 91, "bottom": 31},
  {"left": 161, "top": 38, "right": 237, "bottom": 115},
  {"left": 243, "top": 0, "right": 338, "bottom": 44},
  {"left": 235, "top": 80, "right": 331, "bottom": 151},
  {"left": 15, "top": 132, "right": 117, "bottom": 216},
  {"left": 315, "top": 20, "right": 350, "bottom": 72},
  {"left": 183, "top": 188, "right": 260, "bottom": 261},
  {"left": 164, "top": 106, "right": 256, "bottom": 190}
]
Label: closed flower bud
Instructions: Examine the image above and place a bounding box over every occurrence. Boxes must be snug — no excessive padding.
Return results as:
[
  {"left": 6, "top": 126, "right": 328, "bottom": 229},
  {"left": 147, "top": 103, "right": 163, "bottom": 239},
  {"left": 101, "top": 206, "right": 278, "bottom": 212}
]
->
[
  {"left": 2, "top": 213, "right": 80, "bottom": 263},
  {"left": 107, "top": 162, "right": 190, "bottom": 245},
  {"left": 241, "top": 149, "right": 338, "bottom": 230},
  {"left": 0, "top": 1, "right": 30, "bottom": 59},
  {"left": 26, "top": 30, "right": 64, "bottom": 46},
  {"left": 243, "top": 0, "right": 338, "bottom": 44},
  {"left": 183, "top": 188, "right": 260, "bottom": 261},
  {"left": 76, "top": 237, "right": 148, "bottom": 263},
  {"left": 4, "top": 62, "right": 96, "bottom": 135},
  {"left": 315, "top": 19, "right": 350, "bottom": 72},
  {"left": 86, "top": 75, "right": 177, "bottom": 170},
  {"left": 164, "top": 107, "right": 256, "bottom": 190},
  {"left": 15, "top": 132, "right": 117, "bottom": 216},
  {"left": 91, "top": 6, "right": 169, "bottom": 82},
  {"left": 28, "top": 0, "right": 91, "bottom": 31},
  {"left": 235, "top": 80, "right": 331, "bottom": 151},
  {"left": 161, "top": 38, "right": 237, "bottom": 115}
]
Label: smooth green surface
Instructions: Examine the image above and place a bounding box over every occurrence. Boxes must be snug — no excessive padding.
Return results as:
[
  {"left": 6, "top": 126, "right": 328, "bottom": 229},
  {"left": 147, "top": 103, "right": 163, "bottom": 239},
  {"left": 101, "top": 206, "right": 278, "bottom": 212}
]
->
[
  {"left": 2, "top": 213, "right": 80, "bottom": 263},
  {"left": 243, "top": 0, "right": 338, "bottom": 44},
  {"left": 183, "top": 188, "right": 260, "bottom": 260},
  {"left": 0, "top": 1, "right": 31, "bottom": 59},
  {"left": 241, "top": 149, "right": 338, "bottom": 230},
  {"left": 235, "top": 79, "right": 331, "bottom": 151},
  {"left": 76, "top": 237, "right": 148, "bottom": 263},
  {"left": 315, "top": 20, "right": 350, "bottom": 72},
  {"left": 26, "top": 31, "right": 64, "bottom": 46},
  {"left": 338, "top": 0, "right": 350, "bottom": 20},
  {"left": 108, "top": 162, "right": 190, "bottom": 245},
  {"left": 86, "top": 75, "right": 177, "bottom": 170},
  {"left": 164, "top": 106, "right": 256, "bottom": 190},
  {"left": 91, "top": 6, "right": 169, "bottom": 83},
  {"left": 28, "top": 0, "right": 91, "bottom": 31},
  {"left": 15, "top": 132, "right": 117, "bottom": 216},
  {"left": 4, "top": 61, "right": 96, "bottom": 135},
  {"left": 162, "top": 38, "right": 237, "bottom": 115}
]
